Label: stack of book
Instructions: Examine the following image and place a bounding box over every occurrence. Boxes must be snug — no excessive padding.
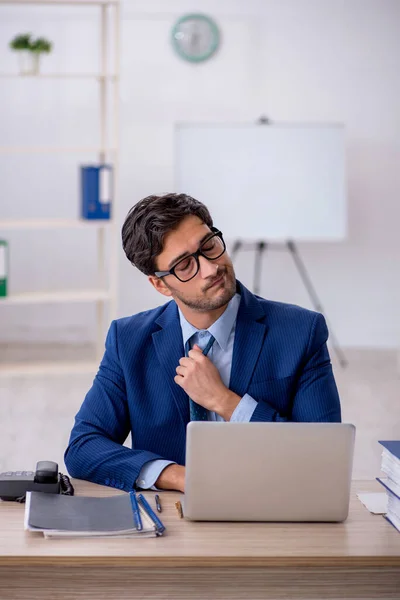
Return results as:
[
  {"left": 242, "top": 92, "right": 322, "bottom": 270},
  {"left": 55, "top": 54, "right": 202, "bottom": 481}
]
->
[
  {"left": 377, "top": 441, "right": 400, "bottom": 532},
  {"left": 24, "top": 490, "right": 165, "bottom": 539}
]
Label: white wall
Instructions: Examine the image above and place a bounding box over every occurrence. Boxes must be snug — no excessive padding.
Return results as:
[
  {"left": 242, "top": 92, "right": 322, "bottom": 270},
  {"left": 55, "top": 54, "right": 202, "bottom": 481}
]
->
[{"left": 0, "top": 0, "right": 399, "bottom": 348}]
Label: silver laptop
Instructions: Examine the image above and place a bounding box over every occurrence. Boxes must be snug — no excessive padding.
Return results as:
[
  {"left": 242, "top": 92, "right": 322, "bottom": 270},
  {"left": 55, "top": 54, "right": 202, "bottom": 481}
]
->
[{"left": 183, "top": 422, "right": 355, "bottom": 522}]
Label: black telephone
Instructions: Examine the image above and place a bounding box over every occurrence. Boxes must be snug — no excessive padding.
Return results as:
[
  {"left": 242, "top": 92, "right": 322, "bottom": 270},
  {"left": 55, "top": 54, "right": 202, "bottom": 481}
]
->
[{"left": 0, "top": 461, "right": 74, "bottom": 502}]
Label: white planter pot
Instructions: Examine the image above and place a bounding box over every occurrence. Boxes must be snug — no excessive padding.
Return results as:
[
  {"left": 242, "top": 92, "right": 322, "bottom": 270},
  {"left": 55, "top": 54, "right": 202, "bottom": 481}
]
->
[{"left": 17, "top": 50, "right": 40, "bottom": 75}]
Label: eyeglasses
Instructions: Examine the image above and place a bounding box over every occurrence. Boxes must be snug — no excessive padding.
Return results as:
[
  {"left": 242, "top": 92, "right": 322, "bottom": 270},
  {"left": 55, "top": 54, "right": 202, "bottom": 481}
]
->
[{"left": 154, "top": 228, "right": 226, "bottom": 283}]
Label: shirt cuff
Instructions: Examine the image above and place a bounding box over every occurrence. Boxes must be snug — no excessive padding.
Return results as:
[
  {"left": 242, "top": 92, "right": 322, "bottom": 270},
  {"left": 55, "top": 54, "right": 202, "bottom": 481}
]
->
[
  {"left": 230, "top": 394, "right": 257, "bottom": 422},
  {"left": 136, "top": 459, "right": 176, "bottom": 490}
]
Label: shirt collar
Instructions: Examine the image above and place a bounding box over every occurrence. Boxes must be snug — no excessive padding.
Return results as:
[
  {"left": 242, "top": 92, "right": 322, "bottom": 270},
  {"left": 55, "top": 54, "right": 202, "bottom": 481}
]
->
[{"left": 178, "top": 293, "right": 241, "bottom": 351}]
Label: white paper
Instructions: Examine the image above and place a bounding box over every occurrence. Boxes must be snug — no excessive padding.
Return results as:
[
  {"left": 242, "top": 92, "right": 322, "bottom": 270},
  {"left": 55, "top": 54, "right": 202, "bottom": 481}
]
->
[
  {"left": 378, "top": 477, "right": 400, "bottom": 499},
  {"left": 357, "top": 492, "right": 388, "bottom": 514}
]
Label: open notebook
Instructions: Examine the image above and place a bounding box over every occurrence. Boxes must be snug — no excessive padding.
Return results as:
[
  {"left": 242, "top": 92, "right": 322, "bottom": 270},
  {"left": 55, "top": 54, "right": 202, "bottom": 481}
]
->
[{"left": 24, "top": 490, "right": 165, "bottom": 539}]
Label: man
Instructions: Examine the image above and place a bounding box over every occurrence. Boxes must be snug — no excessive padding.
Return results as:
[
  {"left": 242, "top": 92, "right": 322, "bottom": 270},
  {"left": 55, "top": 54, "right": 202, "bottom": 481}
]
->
[{"left": 65, "top": 193, "right": 341, "bottom": 493}]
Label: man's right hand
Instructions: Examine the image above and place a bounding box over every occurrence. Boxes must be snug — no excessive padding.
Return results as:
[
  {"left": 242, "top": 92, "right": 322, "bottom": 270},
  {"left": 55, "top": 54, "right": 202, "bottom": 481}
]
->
[{"left": 155, "top": 464, "right": 185, "bottom": 492}]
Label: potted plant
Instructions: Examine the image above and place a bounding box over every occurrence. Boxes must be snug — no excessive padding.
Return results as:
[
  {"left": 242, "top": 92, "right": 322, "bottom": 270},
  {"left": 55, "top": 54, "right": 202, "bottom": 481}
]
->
[{"left": 9, "top": 33, "right": 53, "bottom": 75}]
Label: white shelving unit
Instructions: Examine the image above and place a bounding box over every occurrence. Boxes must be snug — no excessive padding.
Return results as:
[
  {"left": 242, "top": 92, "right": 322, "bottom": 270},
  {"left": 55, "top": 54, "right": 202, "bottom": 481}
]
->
[
  {"left": 0, "top": 219, "right": 113, "bottom": 230},
  {"left": 0, "top": 0, "right": 120, "bottom": 377},
  {"left": 0, "top": 73, "right": 117, "bottom": 78}
]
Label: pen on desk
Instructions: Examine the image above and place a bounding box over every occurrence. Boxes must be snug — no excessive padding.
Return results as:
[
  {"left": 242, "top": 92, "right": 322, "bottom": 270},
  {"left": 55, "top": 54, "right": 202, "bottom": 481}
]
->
[
  {"left": 137, "top": 494, "right": 166, "bottom": 534},
  {"left": 155, "top": 494, "right": 162, "bottom": 513},
  {"left": 129, "top": 491, "right": 143, "bottom": 531}
]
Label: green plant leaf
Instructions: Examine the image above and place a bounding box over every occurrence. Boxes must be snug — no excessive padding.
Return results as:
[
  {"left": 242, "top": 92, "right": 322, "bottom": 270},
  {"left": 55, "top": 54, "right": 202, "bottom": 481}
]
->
[
  {"left": 30, "top": 38, "right": 52, "bottom": 53},
  {"left": 9, "top": 34, "right": 52, "bottom": 53},
  {"left": 9, "top": 33, "right": 32, "bottom": 50}
]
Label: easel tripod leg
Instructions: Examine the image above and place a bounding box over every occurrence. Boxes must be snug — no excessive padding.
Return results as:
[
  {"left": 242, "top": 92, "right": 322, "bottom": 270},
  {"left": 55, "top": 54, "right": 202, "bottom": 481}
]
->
[
  {"left": 254, "top": 242, "right": 267, "bottom": 296},
  {"left": 286, "top": 241, "right": 348, "bottom": 368},
  {"left": 230, "top": 240, "right": 242, "bottom": 263}
]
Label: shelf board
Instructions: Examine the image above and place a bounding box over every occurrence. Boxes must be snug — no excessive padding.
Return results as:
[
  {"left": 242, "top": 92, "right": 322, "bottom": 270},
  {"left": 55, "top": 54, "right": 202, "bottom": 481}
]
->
[
  {"left": 0, "top": 360, "right": 99, "bottom": 378},
  {"left": 0, "top": 1, "right": 118, "bottom": 5},
  {"left": 0, "top": 289, "right": 111, "bottom": 305},
  {"left": 0, "top": 218, "right": 112, "bottom": 230},
  {"left": 0, "top": 73, "right": 117, "bottom": 80},
  {"left": 0, "top": 146, "right": 116, "bottom": 154}
]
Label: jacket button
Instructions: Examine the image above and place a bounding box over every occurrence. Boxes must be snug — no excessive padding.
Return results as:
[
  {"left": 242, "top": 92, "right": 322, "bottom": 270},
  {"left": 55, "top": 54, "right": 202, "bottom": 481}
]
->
[{"left": 105, "top": 478, "right": 110, "bottom": 485}]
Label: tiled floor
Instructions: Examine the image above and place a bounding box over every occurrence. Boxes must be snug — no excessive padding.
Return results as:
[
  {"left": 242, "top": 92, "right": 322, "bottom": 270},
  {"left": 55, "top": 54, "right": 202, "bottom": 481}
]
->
[{"left": 0, "top": 344, "right": 399, "bottom": 479}]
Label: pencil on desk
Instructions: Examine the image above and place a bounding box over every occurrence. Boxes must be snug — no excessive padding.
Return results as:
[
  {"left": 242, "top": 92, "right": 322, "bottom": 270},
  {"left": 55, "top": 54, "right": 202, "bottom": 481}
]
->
[{"left": 175, "top": 500, "right": 183, "bottom": 518}]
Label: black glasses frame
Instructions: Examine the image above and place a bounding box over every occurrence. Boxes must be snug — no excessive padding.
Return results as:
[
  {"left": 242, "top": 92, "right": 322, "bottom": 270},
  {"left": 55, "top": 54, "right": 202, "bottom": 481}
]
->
[{"left": 154, "top": 228, "right": 226, "bottom": 282}]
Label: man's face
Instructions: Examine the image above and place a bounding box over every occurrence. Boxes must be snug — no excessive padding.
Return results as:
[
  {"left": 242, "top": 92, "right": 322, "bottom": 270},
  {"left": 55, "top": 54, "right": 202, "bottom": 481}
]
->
[{"left": 150, "top": 215, "right": 236, "bottom": 312}]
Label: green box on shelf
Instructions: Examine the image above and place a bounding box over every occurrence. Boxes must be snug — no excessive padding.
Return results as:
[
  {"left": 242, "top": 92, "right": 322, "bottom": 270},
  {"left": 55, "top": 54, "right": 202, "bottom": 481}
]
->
[{"left": 0, "top": 240, "right": 8, "bottom": 297}]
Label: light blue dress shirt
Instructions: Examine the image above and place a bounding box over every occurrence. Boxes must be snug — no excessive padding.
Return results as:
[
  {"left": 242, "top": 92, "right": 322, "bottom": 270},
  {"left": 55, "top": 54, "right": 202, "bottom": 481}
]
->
[{"left": 136, "top": 293, "right": 257, "bottom": 489}]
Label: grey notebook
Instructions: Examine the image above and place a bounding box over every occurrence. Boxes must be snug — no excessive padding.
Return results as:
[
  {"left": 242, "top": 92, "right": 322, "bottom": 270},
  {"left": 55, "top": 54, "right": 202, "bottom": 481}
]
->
[{"left": 24, "top": 491, "right": 163, "bottom": 538}]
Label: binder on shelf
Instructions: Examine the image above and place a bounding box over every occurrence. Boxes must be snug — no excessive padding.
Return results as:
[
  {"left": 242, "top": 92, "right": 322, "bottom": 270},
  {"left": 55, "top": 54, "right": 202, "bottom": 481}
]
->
[
  {"left": 0, "top": 240, "right": 8, "bottom": 297},
  {"left": 81, "top": 164, "right": 112, "bottom": 220}
]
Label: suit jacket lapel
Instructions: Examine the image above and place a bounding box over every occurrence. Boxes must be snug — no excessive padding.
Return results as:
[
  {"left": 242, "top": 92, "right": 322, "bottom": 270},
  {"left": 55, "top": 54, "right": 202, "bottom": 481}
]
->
[
  {"left": 152, "top": 301, "right": 190, "bottom": 426},
  {"left": 230, "top": 282, "right": 267, "bottom": 397}
]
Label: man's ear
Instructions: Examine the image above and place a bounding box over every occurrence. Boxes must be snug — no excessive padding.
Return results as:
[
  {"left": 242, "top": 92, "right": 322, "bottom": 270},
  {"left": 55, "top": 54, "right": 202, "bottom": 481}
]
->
[{"left": 148, "top": 275, "right": 173, "bottom": 298}]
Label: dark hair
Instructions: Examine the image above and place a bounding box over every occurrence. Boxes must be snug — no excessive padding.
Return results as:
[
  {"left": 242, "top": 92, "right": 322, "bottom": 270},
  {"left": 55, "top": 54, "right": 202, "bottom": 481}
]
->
[{"left": 122, "top": 193, "right": 213, "bottom": 275}]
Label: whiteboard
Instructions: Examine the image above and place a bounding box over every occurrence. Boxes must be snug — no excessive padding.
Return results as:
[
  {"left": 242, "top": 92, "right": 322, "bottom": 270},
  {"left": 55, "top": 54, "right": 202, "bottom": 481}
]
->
[{"left": 175, "top": 124, "right": 347, "bottom": 241}]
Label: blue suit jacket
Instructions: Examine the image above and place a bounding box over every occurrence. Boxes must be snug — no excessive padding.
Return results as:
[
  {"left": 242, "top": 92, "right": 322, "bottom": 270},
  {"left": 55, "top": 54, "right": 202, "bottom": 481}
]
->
[{"left": 64, "top": 281, "right": 341, "bottom": 491}]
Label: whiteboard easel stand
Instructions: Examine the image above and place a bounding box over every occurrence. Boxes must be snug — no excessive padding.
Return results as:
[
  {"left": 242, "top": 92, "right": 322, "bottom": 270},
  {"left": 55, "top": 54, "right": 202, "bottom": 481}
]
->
[{"left": 231, "top": 239, "right": 348, "bottom": 369}]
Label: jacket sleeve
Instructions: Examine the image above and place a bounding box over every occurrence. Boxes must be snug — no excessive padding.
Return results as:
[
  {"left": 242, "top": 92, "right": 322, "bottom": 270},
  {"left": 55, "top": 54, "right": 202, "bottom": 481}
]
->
[
  {"left": 250, "top": 313, "right": 342, "bottom": 423},
  {"left": 64, "top": 321, "right": 165, "bottom": 491}
]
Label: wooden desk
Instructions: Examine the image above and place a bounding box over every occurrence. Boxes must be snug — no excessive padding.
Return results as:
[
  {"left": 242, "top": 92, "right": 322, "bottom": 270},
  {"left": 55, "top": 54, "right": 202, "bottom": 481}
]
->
[{"left": 0, "top": 480, "right": 399, "bottom": 600}]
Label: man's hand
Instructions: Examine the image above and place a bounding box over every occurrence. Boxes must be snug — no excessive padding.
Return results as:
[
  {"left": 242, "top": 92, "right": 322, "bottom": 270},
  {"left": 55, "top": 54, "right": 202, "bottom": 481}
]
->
[
  {"left": 155, "top": 464, "right": 185, "bottom": 492},
  {"left": 174, "top": 344, "right": 241, "bottom": 420}
]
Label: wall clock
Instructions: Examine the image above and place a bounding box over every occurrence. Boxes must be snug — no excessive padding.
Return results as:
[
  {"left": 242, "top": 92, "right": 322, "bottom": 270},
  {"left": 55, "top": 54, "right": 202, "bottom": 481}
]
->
[{"left": 171, "top": 14, "right": 220, "bottom": 63}]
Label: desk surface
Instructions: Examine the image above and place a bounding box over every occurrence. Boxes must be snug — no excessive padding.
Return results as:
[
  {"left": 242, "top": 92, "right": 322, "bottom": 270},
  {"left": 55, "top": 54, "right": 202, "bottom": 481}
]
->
[{"left": 0, "top": 480, "right": 399, "bottom": 568}]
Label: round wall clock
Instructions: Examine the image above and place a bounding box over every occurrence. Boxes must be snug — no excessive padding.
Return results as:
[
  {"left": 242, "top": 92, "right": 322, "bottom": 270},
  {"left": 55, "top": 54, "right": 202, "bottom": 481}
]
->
[{"left": 171, "top": 14, "right": 220, "bottom": 63}]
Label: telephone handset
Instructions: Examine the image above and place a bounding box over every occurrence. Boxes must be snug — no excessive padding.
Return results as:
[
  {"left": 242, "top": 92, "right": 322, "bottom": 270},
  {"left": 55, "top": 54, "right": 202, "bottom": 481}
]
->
[
  {"left": 0, "top": 460, "right": 74, "bottom": 502},
  {"left": 34, "top": 460, "right": 59, "bottom": 483}
]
